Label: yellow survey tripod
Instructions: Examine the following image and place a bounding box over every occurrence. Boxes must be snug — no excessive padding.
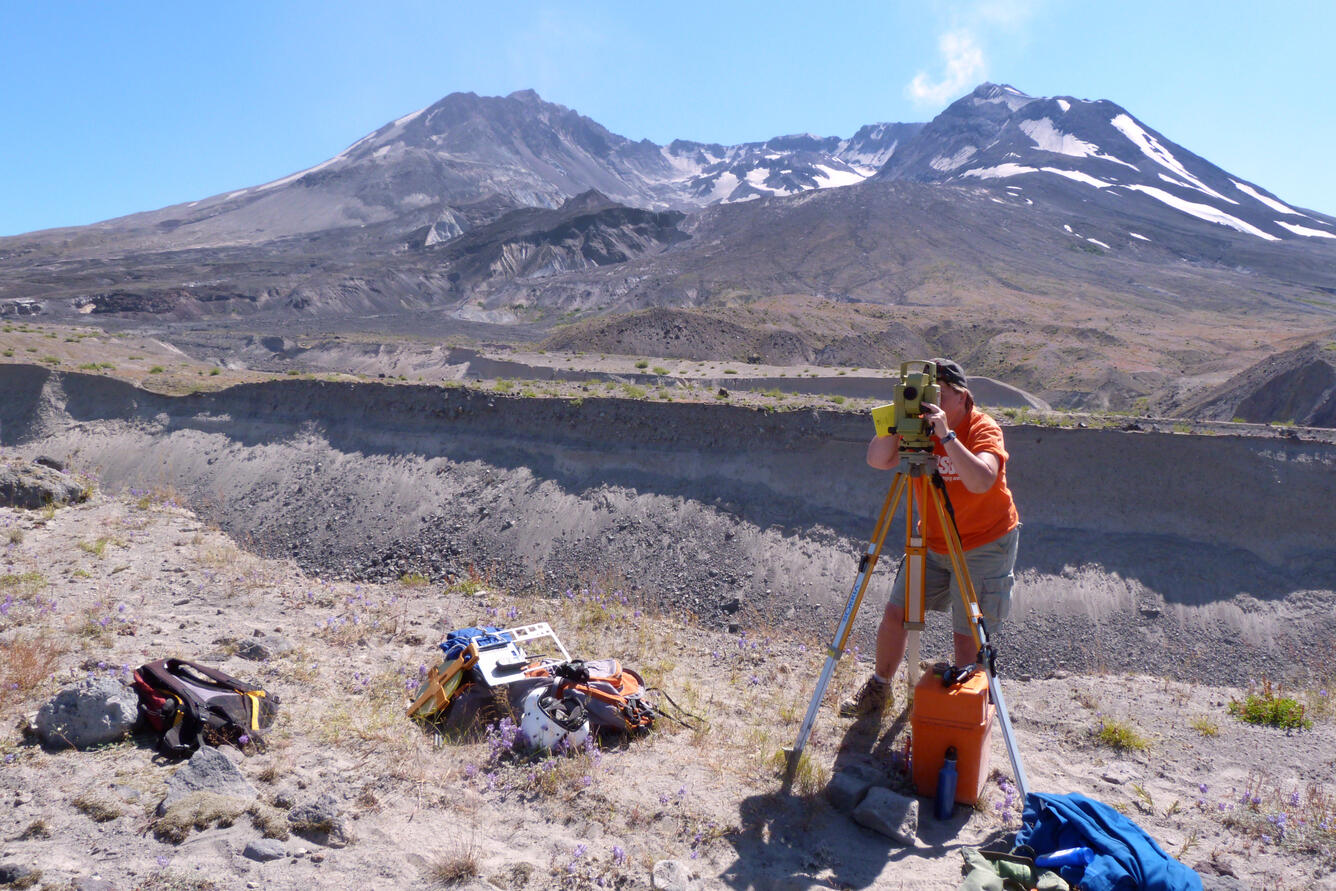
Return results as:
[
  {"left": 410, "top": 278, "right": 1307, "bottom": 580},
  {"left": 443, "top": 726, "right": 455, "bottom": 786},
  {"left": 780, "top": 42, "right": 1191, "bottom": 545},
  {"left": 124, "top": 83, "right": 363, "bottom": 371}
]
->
[{"left": 784, "top": 446, "right": 1030, "bottom": 800}]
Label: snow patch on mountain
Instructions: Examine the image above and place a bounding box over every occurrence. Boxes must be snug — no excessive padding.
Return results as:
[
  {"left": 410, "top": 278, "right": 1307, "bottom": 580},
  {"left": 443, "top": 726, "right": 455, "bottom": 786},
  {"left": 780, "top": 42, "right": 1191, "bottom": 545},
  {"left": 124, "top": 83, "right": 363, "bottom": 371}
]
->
[
  {"left": 1232, "top": 181, "right": 1302, "bottom": 216},
  {"left": 1123, "top": 185, "right": 1279, "bottom": 241},
  {"left": 1110, "top": 114, "right": 1233, "bottom": 204},
  {"left": 1276, "top": 221, "right": 1336, "bottom": 239},
  {"left": 814, "top": 164, "right": 865, "bottom": 188},
  {"left": 961, "top": 164, "right": 1114, "bottom": 190},
  {"left": 1019, "top": 118, "right": 1137, "bottom": 169},
  {"left": 931, "top": 146, "right": 978, "bottom": 171},
  {"left": 1056, "top": 99, "right": 1071, "bottom": 113}
]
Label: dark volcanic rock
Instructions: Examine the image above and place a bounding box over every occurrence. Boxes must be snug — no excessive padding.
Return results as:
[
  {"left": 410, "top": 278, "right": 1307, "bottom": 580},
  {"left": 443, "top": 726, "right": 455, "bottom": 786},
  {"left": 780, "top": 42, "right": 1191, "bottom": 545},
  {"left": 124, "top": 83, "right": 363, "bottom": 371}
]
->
[{"left": 0, "top": 460, "right": 89, "bottom": 509}]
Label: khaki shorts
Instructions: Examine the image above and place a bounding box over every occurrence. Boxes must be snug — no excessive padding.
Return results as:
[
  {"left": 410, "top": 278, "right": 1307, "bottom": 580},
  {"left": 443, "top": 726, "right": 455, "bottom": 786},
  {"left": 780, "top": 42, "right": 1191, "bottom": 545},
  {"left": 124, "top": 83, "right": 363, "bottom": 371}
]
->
[{"left": 889, "top": 525, "right": 1020, "bottom": 637}]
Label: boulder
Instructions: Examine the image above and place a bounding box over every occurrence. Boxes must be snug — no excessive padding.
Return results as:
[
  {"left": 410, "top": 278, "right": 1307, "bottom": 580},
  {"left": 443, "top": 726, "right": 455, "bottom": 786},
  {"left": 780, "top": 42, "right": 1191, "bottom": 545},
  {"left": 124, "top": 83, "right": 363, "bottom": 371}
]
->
[
  {"left": 159, "top": 745, "right": 258, "bottom": 813},
  {"left": 0, "top": 460, "right": 88, "bottom": 509},
  {"left": 35, "top": 678, "right": 138, "bottom": 749}
]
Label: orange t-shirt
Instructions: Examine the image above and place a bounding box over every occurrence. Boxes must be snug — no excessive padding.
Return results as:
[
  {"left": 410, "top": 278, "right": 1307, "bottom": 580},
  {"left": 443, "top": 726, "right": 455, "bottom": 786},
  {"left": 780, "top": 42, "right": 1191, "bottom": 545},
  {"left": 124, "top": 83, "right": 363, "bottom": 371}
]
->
[{"left": 922, "top": 408, "right": 1019, "bottom": 553}]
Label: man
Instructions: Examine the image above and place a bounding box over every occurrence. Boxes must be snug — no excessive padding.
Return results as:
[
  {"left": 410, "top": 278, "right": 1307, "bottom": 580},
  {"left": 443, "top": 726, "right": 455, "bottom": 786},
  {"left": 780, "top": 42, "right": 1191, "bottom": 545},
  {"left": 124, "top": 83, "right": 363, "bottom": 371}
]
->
[{"left": 840, "top": 358, "right": 1020, "bottom": 717}]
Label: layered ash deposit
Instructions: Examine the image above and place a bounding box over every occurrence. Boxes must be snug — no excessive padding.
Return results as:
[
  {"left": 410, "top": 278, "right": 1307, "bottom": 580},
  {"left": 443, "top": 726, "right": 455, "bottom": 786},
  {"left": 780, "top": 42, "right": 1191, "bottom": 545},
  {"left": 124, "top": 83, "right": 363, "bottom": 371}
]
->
[{"left": 4, "top": 364, "right": 1334, "bottom": 686}]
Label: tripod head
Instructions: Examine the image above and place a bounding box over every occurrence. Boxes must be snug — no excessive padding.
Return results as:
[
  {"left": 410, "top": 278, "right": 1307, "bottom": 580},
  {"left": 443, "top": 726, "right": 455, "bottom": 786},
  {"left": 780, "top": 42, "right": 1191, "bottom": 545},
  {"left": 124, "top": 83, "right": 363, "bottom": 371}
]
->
[{"left": 896, "top": 450, "right": 939, "bottom": 477}]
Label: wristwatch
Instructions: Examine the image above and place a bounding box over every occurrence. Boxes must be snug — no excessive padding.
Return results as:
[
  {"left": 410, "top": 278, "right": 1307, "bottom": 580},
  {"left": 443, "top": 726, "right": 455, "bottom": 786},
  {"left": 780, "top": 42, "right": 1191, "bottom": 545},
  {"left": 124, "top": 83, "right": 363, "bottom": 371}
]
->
[{"left": 940, "top": 430, "right": 957, "bottom": 444}]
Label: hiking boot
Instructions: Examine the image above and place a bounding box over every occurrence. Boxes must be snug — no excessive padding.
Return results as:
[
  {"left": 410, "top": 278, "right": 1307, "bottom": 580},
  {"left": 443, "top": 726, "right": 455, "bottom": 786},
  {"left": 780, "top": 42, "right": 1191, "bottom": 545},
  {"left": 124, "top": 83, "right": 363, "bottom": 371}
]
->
[{"left": 839, "top": 676, "right": 891, "bottom": 718}]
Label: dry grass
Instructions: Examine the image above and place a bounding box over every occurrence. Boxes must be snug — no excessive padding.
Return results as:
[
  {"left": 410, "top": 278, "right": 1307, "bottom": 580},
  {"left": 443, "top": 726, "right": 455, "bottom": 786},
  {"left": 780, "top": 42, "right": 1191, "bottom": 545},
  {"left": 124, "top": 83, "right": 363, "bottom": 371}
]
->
[
  {"left": 72, "top": 790, "right": 124, "bottom": 822},
  {"left": 0, "top": 633, "right": 65, "bottom": 713},
  {"left": 427, "top": 835, "right": 481, "bottom": 887},
  {"left": 152, "top": 791, "right": 248, "bottom": 843}
]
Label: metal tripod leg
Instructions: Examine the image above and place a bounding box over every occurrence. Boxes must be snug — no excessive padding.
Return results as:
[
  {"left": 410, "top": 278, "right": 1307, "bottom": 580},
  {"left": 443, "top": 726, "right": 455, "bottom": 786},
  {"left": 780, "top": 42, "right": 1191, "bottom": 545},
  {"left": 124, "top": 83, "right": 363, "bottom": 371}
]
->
[
  {"left": 783, "top": 473, "right": 907, "bottom": 778},
  {"left": 902, "top": 472, "right": 929, "bottom": 698},
  {"left": 925, "top": 485, "right": 1031, "bottom": 800}
]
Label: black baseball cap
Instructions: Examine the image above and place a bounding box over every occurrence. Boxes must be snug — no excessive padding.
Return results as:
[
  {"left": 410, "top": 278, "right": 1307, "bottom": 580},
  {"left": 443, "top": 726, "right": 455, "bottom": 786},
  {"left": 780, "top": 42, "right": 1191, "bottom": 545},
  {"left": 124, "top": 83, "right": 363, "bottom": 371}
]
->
[{"left": 932, "top": 358, "right": 967, "bottom": 388}]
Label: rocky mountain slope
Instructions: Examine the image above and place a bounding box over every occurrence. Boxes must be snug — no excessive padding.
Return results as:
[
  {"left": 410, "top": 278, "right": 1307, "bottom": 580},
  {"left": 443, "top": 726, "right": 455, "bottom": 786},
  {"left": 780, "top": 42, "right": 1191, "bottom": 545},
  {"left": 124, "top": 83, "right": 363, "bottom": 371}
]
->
[{"left": 2, "top": 83, "right": 1335, "bottom": 416}]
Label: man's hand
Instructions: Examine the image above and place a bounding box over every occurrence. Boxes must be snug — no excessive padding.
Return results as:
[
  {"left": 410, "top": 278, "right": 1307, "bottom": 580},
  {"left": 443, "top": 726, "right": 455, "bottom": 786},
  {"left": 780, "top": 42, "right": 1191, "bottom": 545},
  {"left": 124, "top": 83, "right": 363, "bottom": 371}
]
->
[{"left": 921, "top": 402, "right": 950, "bottom": 439}]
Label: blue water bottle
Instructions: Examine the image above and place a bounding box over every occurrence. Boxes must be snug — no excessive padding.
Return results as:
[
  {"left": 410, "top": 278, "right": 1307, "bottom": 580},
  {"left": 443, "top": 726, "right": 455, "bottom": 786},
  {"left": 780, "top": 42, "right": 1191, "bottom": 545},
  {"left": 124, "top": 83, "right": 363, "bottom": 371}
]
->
[
  {"left": 1035, "top": 847, "right": 1095, "bottom": 869},
  {"left": 934, "top": 746, "right": 958, "bottom": 820}
]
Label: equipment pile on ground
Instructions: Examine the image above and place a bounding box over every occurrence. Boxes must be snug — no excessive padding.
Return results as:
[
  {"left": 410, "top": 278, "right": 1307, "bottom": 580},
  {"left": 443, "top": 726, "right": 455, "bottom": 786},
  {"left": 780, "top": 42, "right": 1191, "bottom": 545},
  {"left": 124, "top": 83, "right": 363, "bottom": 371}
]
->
[{"left": 407, "top": 622, "right": 657, "bottom": 747}]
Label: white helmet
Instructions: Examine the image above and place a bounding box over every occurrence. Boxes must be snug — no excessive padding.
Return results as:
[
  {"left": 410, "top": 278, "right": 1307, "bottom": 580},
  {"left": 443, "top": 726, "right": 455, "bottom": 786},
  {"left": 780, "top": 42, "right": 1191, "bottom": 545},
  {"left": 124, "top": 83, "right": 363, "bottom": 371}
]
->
[{"left": 519, "top": 687, "right": 590, "bottom": 751}]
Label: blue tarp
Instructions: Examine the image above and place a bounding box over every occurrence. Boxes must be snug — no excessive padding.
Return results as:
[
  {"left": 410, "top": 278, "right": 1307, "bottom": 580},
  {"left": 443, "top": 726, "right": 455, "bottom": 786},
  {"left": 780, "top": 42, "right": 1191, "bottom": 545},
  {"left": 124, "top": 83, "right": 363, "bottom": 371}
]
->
[{"left": 1016, "top": 792, "right": 1202, "bottom": 891}]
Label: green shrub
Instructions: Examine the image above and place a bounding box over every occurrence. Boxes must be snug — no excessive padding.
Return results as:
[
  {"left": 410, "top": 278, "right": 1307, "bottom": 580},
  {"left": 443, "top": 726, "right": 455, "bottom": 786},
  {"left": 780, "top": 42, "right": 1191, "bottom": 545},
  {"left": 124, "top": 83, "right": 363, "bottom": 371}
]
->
[
  {"left": 1094, "top": 718, "right": 1149, "bottom": 751},
  {"left": 1230, "top": 682, "right": 1312, "bottom": 730},
  {"left": 148, "top": 366, "right": 165, "bottom": 374},
  {"left": 634, "top": 360, "right": 649, "bottom": 369}
]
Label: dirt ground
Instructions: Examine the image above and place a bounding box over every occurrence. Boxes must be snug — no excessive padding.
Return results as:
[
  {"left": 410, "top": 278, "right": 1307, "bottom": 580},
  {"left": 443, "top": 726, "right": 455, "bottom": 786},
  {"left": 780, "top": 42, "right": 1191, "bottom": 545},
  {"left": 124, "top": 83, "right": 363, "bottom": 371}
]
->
[{"left": 2, "top": 489, "right": 1336, "bottom": 890}]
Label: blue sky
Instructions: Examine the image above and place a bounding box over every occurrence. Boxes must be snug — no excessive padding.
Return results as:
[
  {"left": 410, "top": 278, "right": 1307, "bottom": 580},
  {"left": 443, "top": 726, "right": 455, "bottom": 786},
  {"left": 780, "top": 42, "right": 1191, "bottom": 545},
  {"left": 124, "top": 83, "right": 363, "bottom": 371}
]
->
[{"left": 1, "top": 1, "right": 1332, "bottom": 236}]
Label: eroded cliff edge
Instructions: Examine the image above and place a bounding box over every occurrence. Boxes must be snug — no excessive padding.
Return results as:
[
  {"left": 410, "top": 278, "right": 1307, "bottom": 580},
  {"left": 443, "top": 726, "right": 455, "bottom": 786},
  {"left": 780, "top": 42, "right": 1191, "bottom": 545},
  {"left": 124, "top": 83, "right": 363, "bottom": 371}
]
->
[{"left": 4, "top": 365, "right": 1333, "bottom": 684}]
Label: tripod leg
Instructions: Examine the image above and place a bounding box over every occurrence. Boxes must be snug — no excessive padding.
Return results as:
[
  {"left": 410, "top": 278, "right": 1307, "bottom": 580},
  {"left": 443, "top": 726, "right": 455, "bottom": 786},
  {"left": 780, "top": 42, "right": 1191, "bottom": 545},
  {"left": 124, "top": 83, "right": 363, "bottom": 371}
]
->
[
  {"left": 785, "top": 474, "right": 907, "bottom": 779},
  {"left": 903, "top": 475, "right": 929, "bottom": 698},
  {"left": 925, "top": 486, "right": 1031, "bottom": 800}
]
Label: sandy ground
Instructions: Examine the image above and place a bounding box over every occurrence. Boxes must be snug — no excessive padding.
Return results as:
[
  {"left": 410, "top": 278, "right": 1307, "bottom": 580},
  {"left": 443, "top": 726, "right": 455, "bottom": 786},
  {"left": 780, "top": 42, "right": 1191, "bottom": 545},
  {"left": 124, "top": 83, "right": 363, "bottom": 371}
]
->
[{"left": 2, "top": 488, "right": 1335, "bottom": 890}]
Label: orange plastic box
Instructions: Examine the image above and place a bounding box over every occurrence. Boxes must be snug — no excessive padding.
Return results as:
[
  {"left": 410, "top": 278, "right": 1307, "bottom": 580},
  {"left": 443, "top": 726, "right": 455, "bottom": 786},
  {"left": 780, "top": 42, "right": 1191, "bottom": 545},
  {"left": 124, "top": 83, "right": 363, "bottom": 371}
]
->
[{"left": 911, "top": 669, "right": 995, "bottom": 804}]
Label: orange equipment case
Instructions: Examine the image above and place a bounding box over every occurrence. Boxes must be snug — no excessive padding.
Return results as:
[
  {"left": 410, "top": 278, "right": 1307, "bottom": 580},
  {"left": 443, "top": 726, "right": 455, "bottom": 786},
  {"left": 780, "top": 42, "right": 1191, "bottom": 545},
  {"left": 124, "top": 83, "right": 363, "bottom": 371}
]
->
[{"left": 911, "top": 669, "right": 995, "bottom": 804}]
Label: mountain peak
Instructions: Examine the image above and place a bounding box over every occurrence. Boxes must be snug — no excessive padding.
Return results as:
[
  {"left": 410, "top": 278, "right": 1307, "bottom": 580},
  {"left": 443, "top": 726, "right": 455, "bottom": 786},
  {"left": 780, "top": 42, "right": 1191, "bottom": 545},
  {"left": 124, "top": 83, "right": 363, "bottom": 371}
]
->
[
  {"left": 507, "top": 89, "right": 544, "bottom": 103},
  {"left": 972, "top": 82, "right": 1029, "bottom": 99},
  {"left": 559, "top": 189, "right": 616, "bottom": 214}
]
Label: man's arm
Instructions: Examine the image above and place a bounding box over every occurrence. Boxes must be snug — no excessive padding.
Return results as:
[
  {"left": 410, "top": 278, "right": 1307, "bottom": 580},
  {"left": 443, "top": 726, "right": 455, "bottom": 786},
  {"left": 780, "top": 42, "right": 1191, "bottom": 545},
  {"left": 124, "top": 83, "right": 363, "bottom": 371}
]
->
[
  {"left": 922, "top": 403, "right": 1001, "bottom": 493},
  {"left": 867, "top": 434, "right": 900, "bottom": 470}
]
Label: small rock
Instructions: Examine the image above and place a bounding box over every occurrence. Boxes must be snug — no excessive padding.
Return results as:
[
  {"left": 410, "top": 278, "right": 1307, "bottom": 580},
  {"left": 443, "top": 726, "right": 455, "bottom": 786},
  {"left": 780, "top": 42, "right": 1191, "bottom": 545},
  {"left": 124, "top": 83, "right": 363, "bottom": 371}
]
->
[
  {"left": 826, "top": 764, "right": 889, "bottom": 812},
  {"left": 236, "top": 633, "right": 293, "bottom": 661},
  {"left": 1100, "top": 763, "right": 1138, "bottom": 786},
  {"left": 0, "top": 863, "right": 36, "bottom": 885},
  {"left": 852, "top": 786, "right": 920, "bottom": 845},
  {"left": 288, "top": 792, "right": 350, "bottom": 847},
  {"left": 243, "top": 839, "right": 286, "bottom": 862},
  {"left": 75, "top": 878, "right": 116, "bottom": 891},
  {"left": 651, "top": 859, "right": 692, "bottom": 891}
]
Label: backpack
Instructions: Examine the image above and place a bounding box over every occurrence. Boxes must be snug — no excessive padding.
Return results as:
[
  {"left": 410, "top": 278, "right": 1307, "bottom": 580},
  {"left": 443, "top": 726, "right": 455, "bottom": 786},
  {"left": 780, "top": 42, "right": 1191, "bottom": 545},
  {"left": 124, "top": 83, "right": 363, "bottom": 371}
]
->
[
  {"left": 527, "top": 658, "right": 656, "bottom": 735},
  {"left": 133, "top": 659, "right": 278, "bottom": 757}
]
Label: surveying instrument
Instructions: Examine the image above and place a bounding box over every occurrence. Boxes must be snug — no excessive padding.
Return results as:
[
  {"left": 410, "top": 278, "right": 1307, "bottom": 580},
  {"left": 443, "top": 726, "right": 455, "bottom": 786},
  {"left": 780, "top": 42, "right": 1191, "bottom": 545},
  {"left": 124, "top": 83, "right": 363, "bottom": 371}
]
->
[{"left": 783, "top": 360, "right": 1030, "bottom": 800}]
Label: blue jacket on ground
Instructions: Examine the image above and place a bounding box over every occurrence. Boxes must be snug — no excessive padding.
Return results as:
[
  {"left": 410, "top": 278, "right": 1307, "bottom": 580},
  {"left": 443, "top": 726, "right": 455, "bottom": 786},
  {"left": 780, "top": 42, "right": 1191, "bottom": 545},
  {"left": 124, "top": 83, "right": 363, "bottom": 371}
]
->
[{"left": 1016, "top": 792, "right": 1202, "bottom": 891}]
